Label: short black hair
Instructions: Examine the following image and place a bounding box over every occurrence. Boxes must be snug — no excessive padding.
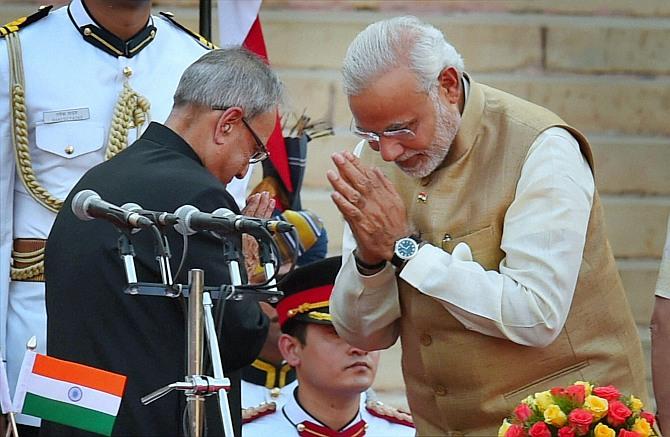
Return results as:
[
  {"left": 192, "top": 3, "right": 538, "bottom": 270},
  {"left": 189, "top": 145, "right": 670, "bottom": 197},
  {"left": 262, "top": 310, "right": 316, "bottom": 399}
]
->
[{"left": 281, "top": 319, "right": 308, "bottom": 345}]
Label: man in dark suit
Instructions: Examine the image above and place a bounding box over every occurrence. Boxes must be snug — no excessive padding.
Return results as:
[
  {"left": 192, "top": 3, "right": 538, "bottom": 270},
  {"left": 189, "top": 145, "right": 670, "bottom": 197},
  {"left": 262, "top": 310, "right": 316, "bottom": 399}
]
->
[{"left": 43, "top": 48, "right": 282, "bottom": 436}]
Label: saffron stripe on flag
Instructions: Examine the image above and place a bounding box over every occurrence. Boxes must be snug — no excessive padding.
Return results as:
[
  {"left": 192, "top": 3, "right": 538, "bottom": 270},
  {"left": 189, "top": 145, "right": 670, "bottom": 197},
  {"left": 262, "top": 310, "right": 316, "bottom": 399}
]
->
[
  {"left": 25, "top": 373, "right": 121, "bottom": 416},
  {"left": 32, "top": 354, "right": 125, "bottom": 397},
  {"left": 23, "top": 392, "right": 116, "bottom": 436}
]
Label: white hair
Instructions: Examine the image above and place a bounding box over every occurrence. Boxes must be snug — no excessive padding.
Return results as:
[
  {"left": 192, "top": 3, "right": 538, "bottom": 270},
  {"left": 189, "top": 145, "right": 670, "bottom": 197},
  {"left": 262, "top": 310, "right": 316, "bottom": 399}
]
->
[
  {"left": 342, "top": 16, "right": 465, "bottom": 96},
  {"left": 173, "top": 48, "right": 283, "bottom": 119}
]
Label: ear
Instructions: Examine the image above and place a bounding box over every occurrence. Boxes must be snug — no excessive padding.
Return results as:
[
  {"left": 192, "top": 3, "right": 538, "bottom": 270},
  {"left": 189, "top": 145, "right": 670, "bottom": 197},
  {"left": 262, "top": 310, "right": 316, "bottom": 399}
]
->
[
  {"left": 437, "top": 67, "right": 461, "bottom": 105},
  {"left": 213, "top": 106, "right": 244, "bottom": 144},
  {"left": 278, "top": 333, "right": 302, "bottom": 367}
]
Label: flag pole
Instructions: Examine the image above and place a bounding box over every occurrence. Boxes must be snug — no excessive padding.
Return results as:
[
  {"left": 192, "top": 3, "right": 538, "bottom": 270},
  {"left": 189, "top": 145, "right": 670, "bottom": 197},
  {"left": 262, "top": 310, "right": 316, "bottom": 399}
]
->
[
  {"left": 6, "top": 412, "right": 18, "bottom": 437},
  {"left": 199, "top": 0, "right": 212, "bottom": 41}
]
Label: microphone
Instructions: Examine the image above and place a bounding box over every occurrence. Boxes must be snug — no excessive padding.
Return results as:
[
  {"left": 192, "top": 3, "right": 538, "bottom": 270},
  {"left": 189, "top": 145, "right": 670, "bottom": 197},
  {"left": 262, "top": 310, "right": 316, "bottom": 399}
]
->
[
  {"left": 173, "top": 205, "right": 294, "bottom": 236},
  {"left": 215, "top": 209, "right": 295, "bottom": 234},
  {"left": 72, "top": 190, "right": 153, "bottom": 229},
  {"left": 122, "top": 203, "right": 180, "bottom": 227}
]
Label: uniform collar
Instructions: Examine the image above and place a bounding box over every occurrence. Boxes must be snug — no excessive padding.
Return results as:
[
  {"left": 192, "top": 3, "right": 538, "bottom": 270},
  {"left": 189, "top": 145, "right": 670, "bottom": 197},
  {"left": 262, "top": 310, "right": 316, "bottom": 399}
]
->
[
  {"left": 242, "top": 358, "right": 297, "bottom": 389},
  {"left": 68, "top": 0, "right": 156, "bottom": 58},
  {"left": 283, "top": 387, "right": 366, "bottom": 436}
]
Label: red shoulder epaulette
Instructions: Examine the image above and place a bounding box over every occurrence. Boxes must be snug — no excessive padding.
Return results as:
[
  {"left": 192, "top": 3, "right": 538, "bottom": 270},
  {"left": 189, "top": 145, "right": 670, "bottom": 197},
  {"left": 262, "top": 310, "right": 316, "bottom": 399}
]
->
[
  {"left": 158, "top": 11, "right": 217, "bottom": 50},
  {"left": 365, "top": 400, "right": 415, "bottom": 428},
  {"left": 242, "top": 401, "right": 277, "bottom": 424},
  {"left": 1, "top": 5, "right": 52, "bottom": 38}
]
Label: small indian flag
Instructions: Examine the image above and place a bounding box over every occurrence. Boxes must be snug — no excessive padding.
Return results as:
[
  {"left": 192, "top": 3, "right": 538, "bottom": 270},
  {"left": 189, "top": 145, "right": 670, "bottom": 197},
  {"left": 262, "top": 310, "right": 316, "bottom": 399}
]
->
[{"left": 13, "top": 351, "right": 126, "bottom": 436}]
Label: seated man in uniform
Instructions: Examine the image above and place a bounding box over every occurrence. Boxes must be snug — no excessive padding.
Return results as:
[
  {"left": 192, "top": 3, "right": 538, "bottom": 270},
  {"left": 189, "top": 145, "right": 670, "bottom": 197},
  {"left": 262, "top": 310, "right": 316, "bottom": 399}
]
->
[{"left": 243, "top": 257, "right": 414, "bottom": 436}]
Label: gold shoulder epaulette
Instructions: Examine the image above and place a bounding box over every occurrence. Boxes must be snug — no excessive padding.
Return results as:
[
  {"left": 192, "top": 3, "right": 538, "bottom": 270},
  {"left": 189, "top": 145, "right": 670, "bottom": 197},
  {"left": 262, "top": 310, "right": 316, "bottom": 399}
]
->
[
  {"left": 158, "top": 11, "right": 218, "bottom": 50},
  {"left": 242, "top": 401, "right": 277, "bottom": 424},
  {"left": 1, "top": 5, "right": 52, "bottom": 38},
  {"left": 365, "top": 399, "right": 415, "bottom": 428}
]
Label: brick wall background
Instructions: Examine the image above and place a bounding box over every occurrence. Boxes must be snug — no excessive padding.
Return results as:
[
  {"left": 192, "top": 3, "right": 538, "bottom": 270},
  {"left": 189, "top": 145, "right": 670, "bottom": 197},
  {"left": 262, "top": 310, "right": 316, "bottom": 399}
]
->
[{"left": 2, "top": 0, "right": 669, "bottom": 413}]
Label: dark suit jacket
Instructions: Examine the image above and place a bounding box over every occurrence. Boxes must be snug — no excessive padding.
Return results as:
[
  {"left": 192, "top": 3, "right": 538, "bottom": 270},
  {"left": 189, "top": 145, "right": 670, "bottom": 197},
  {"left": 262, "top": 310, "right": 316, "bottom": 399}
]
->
[{"left": 44, "top": 122, "right": 268, "bottom": 436}]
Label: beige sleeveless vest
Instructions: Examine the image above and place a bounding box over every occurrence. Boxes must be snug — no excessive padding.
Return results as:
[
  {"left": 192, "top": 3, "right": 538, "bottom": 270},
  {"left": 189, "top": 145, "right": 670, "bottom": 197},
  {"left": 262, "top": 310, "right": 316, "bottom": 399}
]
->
[{"left": 361, "top": 79, "right": 648, "bottom": 435}]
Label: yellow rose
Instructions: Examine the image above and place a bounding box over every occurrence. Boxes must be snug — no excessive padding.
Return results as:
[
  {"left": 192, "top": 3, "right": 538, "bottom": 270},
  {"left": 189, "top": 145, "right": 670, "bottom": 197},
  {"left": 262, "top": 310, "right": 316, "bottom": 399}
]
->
[
  {"left": 632, "top": 418, "right": 652, "bottom": 437},
  {"left": 574, "top": 380, "right": 593, "bottom": 396},
  {"left": 593, "top": 423, "right": 615, "bottom": 437},
  {"left": 543, "top": 404, "right": 567, "bottom": 427},
  {"left": 534, "top": 391, "right": 554, "bottom": 411},
  {"left": 521, "top": 395, "right": 536, "bottom": 407},
  {"left": 629, "top": 395, "right": 644, "bottom": 412},
  {"left": 584, "top": 395, "right": 609, "bottom": 420},
  {"left": 498, "top": 419, "right": 511, "bottom": 437}
]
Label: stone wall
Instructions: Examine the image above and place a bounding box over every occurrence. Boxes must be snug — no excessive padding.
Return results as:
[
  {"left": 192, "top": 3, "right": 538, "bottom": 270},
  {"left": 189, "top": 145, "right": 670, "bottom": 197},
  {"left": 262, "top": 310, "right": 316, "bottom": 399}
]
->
[{"left": 2, "top": 0, "right": 668, "bottom": 413}]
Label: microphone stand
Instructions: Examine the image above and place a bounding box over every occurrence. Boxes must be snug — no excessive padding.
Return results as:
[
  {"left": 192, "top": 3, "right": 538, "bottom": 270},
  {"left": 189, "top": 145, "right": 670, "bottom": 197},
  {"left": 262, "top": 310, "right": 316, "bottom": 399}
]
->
[{"left": 141, "top": 269, "right": 233, "bottom": 437}]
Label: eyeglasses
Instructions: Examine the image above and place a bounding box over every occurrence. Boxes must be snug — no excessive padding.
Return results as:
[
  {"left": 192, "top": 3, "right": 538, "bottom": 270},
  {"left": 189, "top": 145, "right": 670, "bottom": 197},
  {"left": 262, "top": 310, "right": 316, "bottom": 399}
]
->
[
  {"left": 350, "top": 118, "right": 416, "bottom": 143},
  {"left": 240, "top": 117, "right": 269, "bottom": 164},
  {"left": 212, "top": 106, "right": 269, "bottom": 164}
]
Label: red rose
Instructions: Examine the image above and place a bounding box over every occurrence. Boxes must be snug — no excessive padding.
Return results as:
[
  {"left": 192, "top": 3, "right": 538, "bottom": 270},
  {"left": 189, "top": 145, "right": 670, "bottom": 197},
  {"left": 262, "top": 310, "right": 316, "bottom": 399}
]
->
[
  {"left": 551, "top": 387, "right": 566, "bottom": 397},
  {"left": 506, "top": 424, "right": 527, "bottom": 437},
  {"left": 592, "top": 385, "right": 621, "bottom": 402},
  {"left": 514, "top": 403, "right": 533, "bottom": 422},
  {"left": 529, "top": 422, "right": 551, "bottom": 437},
  {"left": 607, "top": 400, "right": 632, "bottom": 427},
  {"left": 618, "top": 430, "right": 639, "bottom": 437},
  {"left": 568, "top": 409, "right": 593, "bottom": 436},
  {"left": 558, "top": 428, "right": 576, "bottom": 437},
  {"left": 565, "top": 384, "right": 586, "bottom": 404},
  {"left": 640, "top": 411, "right": 655, "bottom": 426}
]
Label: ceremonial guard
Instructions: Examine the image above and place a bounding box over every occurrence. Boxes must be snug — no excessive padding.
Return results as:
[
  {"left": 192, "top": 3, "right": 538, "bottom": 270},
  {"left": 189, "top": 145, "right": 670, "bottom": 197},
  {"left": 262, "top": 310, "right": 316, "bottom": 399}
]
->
[
  {"left": 0, "top": 1, "right": 248, "bottom": 430},
  {"left": 243, "top": 257, "right": 414, "bottom": 436},
  {"left": 242, "top": 358, "right": 298, "bottom": 408}
]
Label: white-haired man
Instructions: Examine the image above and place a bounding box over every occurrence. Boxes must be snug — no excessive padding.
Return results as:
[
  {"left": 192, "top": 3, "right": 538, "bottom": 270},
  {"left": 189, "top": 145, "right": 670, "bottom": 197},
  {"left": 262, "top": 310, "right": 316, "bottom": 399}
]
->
[{"left": 328, "top": 16, "right": 648, "bottom": 434}]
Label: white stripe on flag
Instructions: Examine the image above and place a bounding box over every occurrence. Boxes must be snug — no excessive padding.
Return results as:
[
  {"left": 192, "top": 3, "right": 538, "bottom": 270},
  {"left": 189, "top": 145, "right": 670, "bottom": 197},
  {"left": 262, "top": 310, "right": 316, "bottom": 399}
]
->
[
  {"left": 0, "top": 359, "right": 14, "bottom": 413},
  {"left": 12, "top": 349, "right": 37, "bottom": 413},
  {"left": 217, "top": 0, "right": 262, "bottom": 47},
  {"left": 23, "top": 373, "right": 121, "bottom": 416}
]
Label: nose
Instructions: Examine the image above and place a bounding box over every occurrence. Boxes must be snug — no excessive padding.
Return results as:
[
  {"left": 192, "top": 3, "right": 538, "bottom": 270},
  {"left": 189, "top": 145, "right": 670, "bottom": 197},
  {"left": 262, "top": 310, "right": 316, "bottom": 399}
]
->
[
  {"left": 348, "top": 346, "right": 368, "bottom": 356},
  {"left": 378, "top": 136, "right": 405, "bottom": 162}
]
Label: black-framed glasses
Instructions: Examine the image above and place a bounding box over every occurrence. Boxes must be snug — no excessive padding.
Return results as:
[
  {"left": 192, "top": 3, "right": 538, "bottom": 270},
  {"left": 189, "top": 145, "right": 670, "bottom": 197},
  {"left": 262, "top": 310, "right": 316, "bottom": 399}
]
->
[
  {"left": 240, "top": 117, "right": 269, "bottom": 164},
  {"left": 212, "top": 106, "right": 270, "bottom": 164}
]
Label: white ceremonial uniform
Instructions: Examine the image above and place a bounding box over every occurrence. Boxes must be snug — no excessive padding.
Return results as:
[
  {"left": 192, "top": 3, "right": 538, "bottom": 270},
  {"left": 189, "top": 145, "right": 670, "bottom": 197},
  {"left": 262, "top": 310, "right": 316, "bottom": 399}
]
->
[
  {"left": 656, "top": 215, "right": 670, "bottom": 300},
  {"left": 243, "top": 387, "right": 415, "bottom": 437},
  {"left": 242, "top": 379, "right": 298, "bottom": 409},
  {"left": 0, "top": 0, "right": 246, "bottom": 426}
]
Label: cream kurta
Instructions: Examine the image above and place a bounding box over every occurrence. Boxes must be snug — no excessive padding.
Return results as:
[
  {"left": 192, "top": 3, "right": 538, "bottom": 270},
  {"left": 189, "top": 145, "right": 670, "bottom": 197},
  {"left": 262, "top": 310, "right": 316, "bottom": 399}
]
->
[{"left": 331, "top": 77, "right": 648, "bottom": 435}]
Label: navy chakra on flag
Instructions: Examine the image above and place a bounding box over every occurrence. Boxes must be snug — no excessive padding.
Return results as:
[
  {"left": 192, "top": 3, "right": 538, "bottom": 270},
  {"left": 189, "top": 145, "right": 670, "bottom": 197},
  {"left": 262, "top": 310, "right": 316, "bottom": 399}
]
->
[{"left": 68, "top": 386, "right": 83, "bottom": 402}]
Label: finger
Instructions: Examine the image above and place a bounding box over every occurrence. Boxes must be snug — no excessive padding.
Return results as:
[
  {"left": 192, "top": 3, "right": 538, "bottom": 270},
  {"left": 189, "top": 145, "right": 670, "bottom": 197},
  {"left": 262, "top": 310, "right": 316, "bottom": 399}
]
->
[
  {"left": 330, "top": 191, "right": 364, "bottom": 221},
  {"left": 373, "top": 167, "right": 398, "bottom": 195},
  {"left": 327, "top": 169, "right": 363, "bottom": 206},
  {"left": 332, "top": 152, "right": 367, "bottom": 188},
  {"left": 339, "top": 152, "right": 376, "bottom": 195},
  {"left": 254, "top": 192, "right": 273, "bottom": 218},
  {"left": 243, "top": 193, "right": 261, "bottom": 215}
]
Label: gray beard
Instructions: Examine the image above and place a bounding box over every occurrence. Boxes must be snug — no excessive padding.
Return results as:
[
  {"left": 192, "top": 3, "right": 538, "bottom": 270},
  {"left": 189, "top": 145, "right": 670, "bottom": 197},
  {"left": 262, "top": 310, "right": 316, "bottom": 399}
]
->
[{"left": 396, "top": 97, "right": 460, "bottom": 179}]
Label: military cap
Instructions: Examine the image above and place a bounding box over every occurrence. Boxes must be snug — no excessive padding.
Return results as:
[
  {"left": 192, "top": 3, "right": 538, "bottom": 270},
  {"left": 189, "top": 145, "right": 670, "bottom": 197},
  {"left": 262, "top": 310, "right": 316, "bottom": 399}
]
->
[{"left": 276, "top": 256, "right": 342, "bottom": 329}]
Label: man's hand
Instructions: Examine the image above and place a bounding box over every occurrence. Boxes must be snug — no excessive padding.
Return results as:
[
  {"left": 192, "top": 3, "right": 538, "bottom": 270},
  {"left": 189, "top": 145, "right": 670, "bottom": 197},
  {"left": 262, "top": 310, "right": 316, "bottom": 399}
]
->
[
  {"left": 327, "top": 151, "right": 408, "bottom": 264},
  {"left": 242, "top": 191, "right": 275, "bottom": 219},
  {"left": 242, "top": 192, "right": 275, "bottom": 283}
]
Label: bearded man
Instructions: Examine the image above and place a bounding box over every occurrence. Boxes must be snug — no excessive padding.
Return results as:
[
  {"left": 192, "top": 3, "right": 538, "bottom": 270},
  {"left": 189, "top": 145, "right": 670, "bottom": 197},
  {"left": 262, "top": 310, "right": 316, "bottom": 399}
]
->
[{"left": 327, "top": 16, "right": 648, "bottom": 435}]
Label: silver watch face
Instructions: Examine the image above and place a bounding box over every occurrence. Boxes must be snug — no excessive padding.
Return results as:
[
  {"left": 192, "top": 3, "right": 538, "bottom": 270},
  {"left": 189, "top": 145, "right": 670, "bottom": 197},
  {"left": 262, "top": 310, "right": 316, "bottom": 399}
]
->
[{"left": 395, "top": 237, "right": 419, "bottom": 260}]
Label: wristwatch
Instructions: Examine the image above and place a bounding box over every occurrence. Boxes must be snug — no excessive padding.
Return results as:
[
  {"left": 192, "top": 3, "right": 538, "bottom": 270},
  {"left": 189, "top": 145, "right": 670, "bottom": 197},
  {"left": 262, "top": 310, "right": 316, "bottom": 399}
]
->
[{"left": 391, "top": 235, "right": 422, "bottom": 269}]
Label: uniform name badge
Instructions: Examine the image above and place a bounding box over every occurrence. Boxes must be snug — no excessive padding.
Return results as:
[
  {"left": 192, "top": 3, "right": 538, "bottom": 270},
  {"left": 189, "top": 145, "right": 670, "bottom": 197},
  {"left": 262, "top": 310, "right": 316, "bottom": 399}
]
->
[{"left": 43, "top": 108, "right": 90, "bottom": 124}]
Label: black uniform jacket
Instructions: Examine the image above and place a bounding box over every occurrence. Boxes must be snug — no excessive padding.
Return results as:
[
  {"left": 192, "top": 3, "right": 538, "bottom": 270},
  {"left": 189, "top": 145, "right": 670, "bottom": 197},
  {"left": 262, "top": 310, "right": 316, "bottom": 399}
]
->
[{"left": 43, "top": 122, "right": 269, "bottom": 436}]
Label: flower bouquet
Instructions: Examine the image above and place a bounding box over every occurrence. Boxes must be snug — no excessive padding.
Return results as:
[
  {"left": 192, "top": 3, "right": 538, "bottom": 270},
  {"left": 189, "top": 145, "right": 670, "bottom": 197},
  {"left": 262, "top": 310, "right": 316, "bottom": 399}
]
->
[{"left": 499, "top": 381, "right": 657, "bottom": 437}]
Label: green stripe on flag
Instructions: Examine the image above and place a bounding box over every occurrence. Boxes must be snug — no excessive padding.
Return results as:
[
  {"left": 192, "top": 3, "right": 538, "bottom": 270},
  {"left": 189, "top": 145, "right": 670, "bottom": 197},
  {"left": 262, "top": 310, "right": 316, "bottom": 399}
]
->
[{"left": 23, "top": 392, "right": 117, "bottom": 436}]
